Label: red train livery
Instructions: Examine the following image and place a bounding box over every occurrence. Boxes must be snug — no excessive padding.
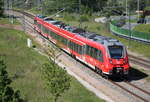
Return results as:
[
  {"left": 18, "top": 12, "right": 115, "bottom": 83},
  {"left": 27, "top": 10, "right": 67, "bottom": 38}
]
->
[{"left": 34, "top": 15, "right": 130, "bottom": 77}]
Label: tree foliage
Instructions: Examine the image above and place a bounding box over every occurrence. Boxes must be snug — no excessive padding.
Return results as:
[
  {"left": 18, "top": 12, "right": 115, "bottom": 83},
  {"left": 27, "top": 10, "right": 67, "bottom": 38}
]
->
[
  {"left": 0, "top": 59, "right": 25, "bottom": 102},
  {"left": 13, "top": 0, "right": 150, "bottom": 16},
  {"left": 42, "top": 60, "right": 70, "bottom": 102},
  {"left": 0, "top": 0, "right": 3, "bottom": 16}
]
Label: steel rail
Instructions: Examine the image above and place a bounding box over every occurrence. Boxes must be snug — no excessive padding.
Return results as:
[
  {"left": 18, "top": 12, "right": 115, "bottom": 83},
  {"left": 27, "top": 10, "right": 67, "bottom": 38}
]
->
[
  {"left": 125, "top": 82, "right": 150, "bottom": 96},
  {"left": 109, "top": 80, "right": 149, "bottom": 102}
]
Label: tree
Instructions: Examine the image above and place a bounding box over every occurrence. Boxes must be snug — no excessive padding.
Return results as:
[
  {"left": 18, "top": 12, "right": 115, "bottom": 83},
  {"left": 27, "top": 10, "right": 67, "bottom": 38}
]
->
[
  {"left": 42, "top": 60, "right": 70, "bottom": 102},
  {"left": 0, "top": 0, "right": 3, "bottom": 16},
  {"left": 0, "top": 59, "right": 25, "bottom": 102}
]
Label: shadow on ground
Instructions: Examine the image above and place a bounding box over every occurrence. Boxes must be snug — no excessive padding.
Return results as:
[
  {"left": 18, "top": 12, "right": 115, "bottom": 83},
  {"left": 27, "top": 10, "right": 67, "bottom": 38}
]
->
[{"left": 128, "top": 67, "right": 148, "bottom": 81}]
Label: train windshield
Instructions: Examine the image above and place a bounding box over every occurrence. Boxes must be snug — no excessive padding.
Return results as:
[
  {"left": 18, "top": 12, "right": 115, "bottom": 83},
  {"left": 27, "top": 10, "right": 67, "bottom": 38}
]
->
[{"left": 108, "top": 46, "right": 124, "bottom": 59}]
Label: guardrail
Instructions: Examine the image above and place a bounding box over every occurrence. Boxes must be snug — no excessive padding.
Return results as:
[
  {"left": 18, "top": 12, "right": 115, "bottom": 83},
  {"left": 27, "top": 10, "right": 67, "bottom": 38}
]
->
[{"left": 110, "top": 21, "right": 150, "bottom": 43}]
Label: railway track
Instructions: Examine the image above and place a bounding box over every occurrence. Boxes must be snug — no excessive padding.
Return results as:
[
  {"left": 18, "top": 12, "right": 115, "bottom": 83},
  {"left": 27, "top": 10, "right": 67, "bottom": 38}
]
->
[
  {"left": 109, "top": 80, "right": 150, "bottom": 102},
  {"left": 129, "top": 54, "right": 150, "bottom": 69},
  {"left": 11, "top": 10, "right": 150, "bottom": 102},
  {"left": 13, "top": 9, "right": 35, "bottom": 19}
]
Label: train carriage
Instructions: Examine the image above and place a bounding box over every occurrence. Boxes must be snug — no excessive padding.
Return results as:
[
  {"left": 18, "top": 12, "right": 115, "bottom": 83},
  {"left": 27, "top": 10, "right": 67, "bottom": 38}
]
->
[{"left": 34, "top": 15, "right": 130, "bottom": 77}]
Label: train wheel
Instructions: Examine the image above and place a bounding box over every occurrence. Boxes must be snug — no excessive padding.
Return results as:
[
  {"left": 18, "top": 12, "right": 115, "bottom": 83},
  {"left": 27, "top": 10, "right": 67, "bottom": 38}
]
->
[
  {"left": 71, "top": 54, "right": 76, "bottom": 60},
  {"left": 95, "top": 67, "right": 102, "bottom": 75}
]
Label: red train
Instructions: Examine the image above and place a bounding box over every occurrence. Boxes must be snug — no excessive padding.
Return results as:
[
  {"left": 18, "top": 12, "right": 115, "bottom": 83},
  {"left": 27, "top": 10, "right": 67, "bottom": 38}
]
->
[{"left": 34, "top": 15, "right": 130, "bottom": 77}]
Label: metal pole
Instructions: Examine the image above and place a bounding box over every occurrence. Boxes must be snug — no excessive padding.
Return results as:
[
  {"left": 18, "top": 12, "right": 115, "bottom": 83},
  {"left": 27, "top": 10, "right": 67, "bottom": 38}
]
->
[
  {"left": 42, "top": 0, "right": 43, "bottom": 15},
  {"left": 128, "top": 7, "right": 131, "bottom": 48},
  {"left": 10, "top": 0, "right": 13, "bottom": 24},
  {"left": 79, "top": 0, "right": 81, "bottom": 28},
  {"left": 137, "top": 0, "right": 140, "bottom": 20},
  {"left": 79, "top": 0, "right": 81, "bottom": 14},
  {"left": 126, "top": 0, "right": 128, "bottom": 17},
  {"left": 8, "top": 0, "right": 13, "bottom": 24},
  {"left": 8, "top": 0, "right": 11, "bottom": 23},
  {"left": 4, "top": 0, "right": 7, "bottom": 15},
  {"left": 22, "top": 10, "right": 25, "bottom": 32}
]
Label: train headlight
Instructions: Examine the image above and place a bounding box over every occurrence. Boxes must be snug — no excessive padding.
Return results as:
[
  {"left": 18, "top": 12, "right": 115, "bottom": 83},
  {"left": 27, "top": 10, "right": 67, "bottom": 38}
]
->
[{"left": 123, "top": 59, "right": 127, "bottom": 64}]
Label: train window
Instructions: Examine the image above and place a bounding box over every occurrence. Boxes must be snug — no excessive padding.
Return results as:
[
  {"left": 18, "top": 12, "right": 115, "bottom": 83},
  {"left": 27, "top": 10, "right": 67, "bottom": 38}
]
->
[
  {"left": 108, "top": 46, "right": 123, "bottom": 59},
  {"left": 43, "top": 26, "right": 46, "bottom": 33},
  {"left": 48, "top": 29, "right": 51, "bottom": 36},
  {"left": 97, "top": 50, "right": 103, "bottom": 62},
  {"left": 86, "top": 45, "right": 89, "bottom": 55},
  {"left": 86, "top": 45, "right": 93, "bottom": 57},
  {"left": 44, "top": 27, "right": 48, "bottom": 34},
  {"left": 52, "top": 32, "right": 55, "bottom": 38},
  {"left": 34, "top": 20, "right": 37, "bottom": 24},
  {"left": 86, "top": 45, "right": 103, "bottom": 62},
  {"left": 38, "top": 24, "right": 41, "bottom": 28},
  {"left": 68, "top": 41, "right": 82, "bottom": 55},
  {"left": 68, "top": 41, "right": 72, "bottom": 49},
  {"left": 41, "top": 25, "right": 43, "bottom": 31},
  {"left": 63, "top": 38, "right": 68, "bottom": 45}
]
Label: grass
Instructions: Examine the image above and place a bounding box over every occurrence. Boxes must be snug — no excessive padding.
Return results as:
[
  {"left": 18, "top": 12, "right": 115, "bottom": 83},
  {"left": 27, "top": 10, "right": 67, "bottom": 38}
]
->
[
  {"left": 133, "top": 24, "right": 150, "bottom": 34},
  {"left": 0, "top": 27, "right": 105, "bottom": 102},
  {"left": 0, "top": 17, "right": 20, "bottom": 25},
  {"left": 28, "top": 7, "right": 42, "bottom": 15}
]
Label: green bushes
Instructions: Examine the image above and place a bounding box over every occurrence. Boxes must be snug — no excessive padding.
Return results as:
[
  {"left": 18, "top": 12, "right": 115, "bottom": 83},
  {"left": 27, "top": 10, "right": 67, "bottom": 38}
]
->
[
  {"left": 63, "top": 13, "right": 90, "bottom": 22},
  {"left": 42, "top": 60, "right": 71, "bottom": 102},
  {"left": 145, "top": 6, "right": 150, "bottom": 10},
  {"left": 0, "top": 59, "right": 25, "bottom": 102},
  {"left": 63, "top": 13, "right": 76, "bottom": 21},
  {"left": 79, "top": 15, "right": 89, "bottom": 22}
]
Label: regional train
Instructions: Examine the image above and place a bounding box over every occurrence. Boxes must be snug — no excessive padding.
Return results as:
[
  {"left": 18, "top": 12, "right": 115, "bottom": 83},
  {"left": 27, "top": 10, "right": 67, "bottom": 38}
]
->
[{"left": 34, "top": 15, "right": 130, "bottom": 77}]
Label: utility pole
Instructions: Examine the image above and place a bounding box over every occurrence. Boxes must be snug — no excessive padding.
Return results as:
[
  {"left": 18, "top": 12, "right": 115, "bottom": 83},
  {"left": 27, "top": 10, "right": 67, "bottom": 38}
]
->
[
  {"left": 8, "top": 0, "right": 13, "bottom": 24},
  {"left": 4, "top": 0, "right": 8, "bottom": 14},
  {"left": 128, "top": 6, "right": 131, "bottom": 48},
  {"left": 126, "top": 0, "right": 128, "bottom": 17},
  {"left": 79, "top": 0, "right": 81, "bottom": 28},
  {"left": 79, "top": 0, "right": 81, "bottom": 14},
  {"left": 137, "top": 0, "right": 140, "bottom": 20}
]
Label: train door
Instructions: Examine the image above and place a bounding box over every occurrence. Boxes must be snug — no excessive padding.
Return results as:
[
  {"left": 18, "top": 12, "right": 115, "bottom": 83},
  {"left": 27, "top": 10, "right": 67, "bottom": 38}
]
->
[{"left": 82, "top": 45, "right": 86, "bottom": 61}]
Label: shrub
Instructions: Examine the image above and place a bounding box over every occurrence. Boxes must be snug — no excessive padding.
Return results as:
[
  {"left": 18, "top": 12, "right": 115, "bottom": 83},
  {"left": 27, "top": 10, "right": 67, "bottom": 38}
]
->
[
  {"left": 79, "top": 15, "right": 89, "bottom": 22},
  {"left": 63, "top": 13, "right": 76, "bottom": 21}
]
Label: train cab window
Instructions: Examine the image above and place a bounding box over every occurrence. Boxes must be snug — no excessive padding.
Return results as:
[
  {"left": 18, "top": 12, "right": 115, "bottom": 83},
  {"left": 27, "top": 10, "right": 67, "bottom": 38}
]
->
[{"left": 108, "top": 46, "right": 123, "bottom": 59}]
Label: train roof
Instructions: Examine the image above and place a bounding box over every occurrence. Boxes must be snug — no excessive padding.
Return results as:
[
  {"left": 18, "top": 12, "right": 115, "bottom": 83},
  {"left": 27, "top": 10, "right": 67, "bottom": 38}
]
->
[
  {"left": 75, "top": 31, "right": 122, "bottom": 46},
  {"left": 36, "top": 15, "right": 47, "bottom": 19},
  {"left": 36, "top": 15, "right": 123, "bottom": 46}
]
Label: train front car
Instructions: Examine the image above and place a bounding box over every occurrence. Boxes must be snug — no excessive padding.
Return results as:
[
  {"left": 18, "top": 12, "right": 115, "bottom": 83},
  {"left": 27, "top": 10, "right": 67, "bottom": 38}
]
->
[{"left": 104, "top": 39, "right": 130, "bottom": 77}]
